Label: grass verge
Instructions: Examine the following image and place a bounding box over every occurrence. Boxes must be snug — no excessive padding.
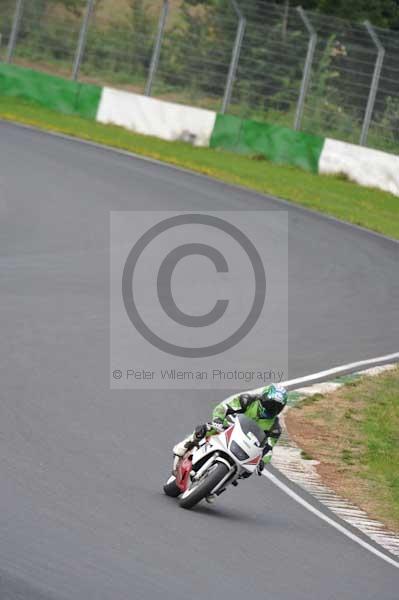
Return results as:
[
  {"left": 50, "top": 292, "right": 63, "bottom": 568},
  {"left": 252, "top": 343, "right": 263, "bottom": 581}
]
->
[
  {"left": 286, "top": 366, "right": 399, "bottom": 533},
  {"left": 1, "top": 96, "right": 399, "bottom": 240}
]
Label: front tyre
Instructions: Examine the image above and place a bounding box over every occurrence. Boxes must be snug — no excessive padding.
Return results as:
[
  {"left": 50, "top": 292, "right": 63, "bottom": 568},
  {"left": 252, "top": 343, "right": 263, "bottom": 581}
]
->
[
  {"left": 179, "top": 462, "right": 229, "bottom": 510},
  {"left": 163, "top": 476, "right": 181, "bottom": 497}
]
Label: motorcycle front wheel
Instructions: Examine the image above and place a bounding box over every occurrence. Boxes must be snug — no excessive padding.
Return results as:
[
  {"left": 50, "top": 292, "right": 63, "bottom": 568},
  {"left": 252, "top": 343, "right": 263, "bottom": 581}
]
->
[
  {"left": 163, "top": 476, "right": 181, "bottom": 497},
  {"left": 179, "top": 462, "right": 229, "bottom": 510}
]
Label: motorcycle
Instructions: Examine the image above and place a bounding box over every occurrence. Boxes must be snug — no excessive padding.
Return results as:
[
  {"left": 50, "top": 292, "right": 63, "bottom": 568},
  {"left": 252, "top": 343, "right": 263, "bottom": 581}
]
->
[{"left": 163, "top": 414, "right": 266, "bottom": 509}]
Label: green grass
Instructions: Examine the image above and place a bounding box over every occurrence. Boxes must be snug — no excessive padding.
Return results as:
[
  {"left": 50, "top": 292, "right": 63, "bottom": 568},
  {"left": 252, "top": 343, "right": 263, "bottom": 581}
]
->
[
  {"left": 1, "top": 95, "right": 399, "bottom": 240},
  {"left": 300, "top": 450, "right": 314, "bottom": 461},
  {"left": 359, "top": 370, "right": 399, "bottom": 524},
  {"left": 289, "top": 367, "right": 399, "bottom": 529},
  {"left": 294, "top": 393, "right": 325, "bottom": 409}
]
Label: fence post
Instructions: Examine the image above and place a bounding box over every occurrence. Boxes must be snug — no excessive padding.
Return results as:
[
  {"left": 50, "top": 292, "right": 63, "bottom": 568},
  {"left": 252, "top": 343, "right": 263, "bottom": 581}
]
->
[
  {"left": 6, "top": 0, "right": 24, "bottom": 63},
  {"left": 359, "top": 21, "right": 385, "bottom": 146},
  {"left": 72, "top": 0, "right": 96, "bottom": 81},
  {"left": 221, "top": 0, "right": 246, "bottom": 114},
  {"left": 294, "top": 6, "right": 317, "bottom": 131},
  {"left": 145, "top": 0, "right": 169, "bottom": 96}
]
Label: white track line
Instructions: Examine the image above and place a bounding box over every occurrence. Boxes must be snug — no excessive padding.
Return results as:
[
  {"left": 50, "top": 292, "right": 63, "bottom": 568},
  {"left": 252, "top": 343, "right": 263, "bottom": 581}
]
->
[
  {"left": 263, "top": 470, "right": 399, "bottom": 569},
  {"left": 264, "top": 352, "right": 399, "bottom": 569},
  {"left": 281, "top": 352, "right": 399, "bottom": 388}
]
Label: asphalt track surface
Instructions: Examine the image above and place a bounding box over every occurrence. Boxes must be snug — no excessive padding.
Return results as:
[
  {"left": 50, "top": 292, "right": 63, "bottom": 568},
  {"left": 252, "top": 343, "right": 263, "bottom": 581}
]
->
[{"left": 1, "top": 121, "right": 398, "bottom": 599}]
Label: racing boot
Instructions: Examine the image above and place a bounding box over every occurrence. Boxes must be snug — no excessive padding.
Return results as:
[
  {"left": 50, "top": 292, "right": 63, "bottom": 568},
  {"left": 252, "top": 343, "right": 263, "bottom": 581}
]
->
[{"left": 172, "top": 425, "right": 208, "bottom": 472}]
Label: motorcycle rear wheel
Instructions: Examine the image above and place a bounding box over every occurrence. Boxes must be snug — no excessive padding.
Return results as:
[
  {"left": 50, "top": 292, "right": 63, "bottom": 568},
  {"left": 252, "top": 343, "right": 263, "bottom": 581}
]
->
[{"left": 179, "top": 462, "right": 229, "bottom": 510}]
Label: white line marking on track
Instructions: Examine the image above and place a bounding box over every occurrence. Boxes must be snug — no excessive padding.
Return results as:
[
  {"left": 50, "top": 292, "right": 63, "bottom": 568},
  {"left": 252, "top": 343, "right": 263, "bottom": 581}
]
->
[
  {"left": 263, "top": 469, "right": 399, "bottom": 569},
  {"left": 281, "top": 351, "right": 399, "bottom": 388}
]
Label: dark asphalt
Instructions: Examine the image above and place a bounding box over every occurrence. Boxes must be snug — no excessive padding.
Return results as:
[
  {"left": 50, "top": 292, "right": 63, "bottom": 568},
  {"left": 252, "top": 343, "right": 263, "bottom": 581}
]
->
[{"left": 1, "top": 122, "right": 398, "bottom": 599}]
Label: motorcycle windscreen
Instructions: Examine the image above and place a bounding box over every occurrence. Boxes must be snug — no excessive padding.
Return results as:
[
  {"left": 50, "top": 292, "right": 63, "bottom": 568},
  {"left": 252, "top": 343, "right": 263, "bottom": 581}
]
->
[{"left": 235, "top": 415, "right": 266, "bottom": 446}]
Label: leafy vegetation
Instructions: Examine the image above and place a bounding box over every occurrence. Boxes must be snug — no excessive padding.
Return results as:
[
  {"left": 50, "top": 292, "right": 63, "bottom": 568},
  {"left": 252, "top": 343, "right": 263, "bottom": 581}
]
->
[
  {"left": 297, "top": 0, "right": 399, "bottom": 29},
  {"left": 1, "top": 1, "right": 398, "bottom": 152}
]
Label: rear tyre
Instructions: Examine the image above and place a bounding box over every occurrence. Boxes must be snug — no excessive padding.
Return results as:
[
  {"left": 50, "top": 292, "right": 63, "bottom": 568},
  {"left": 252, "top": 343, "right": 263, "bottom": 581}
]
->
[
  {"left": 163, "top": 476, "right": 181, "bottom": 497},
  {"left": 179, "top": 462, "right": 229, "bottom": 510}
]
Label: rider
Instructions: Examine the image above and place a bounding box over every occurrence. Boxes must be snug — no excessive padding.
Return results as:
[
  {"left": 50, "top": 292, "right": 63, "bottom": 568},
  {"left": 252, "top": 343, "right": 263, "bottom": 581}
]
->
[{"left": 173, "top": 384, "right": 288, "bottom": 475}]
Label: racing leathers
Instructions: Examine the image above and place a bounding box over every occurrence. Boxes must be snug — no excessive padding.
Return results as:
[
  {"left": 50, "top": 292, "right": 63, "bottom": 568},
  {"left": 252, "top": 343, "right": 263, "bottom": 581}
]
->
[{"left": 173, "top": 388, "right": 283, "bottom": 473}]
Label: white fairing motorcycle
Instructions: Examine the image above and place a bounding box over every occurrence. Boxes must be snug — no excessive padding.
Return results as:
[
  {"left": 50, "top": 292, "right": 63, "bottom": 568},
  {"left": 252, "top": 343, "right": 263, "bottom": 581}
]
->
[{"left": 163, "top": 414, "right": 266, "bottom": 509}]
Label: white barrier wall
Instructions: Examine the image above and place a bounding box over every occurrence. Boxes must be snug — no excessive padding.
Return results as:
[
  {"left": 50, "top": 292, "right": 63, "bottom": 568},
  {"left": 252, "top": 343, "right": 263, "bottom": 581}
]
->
[
  {"left": 319, "top": 138, "right": 399, "bottom": 197},
  {"left": 96, "top": 87, "right": 217, "bottom": 147},
  {"left": 96, "top": 86, "right": 399, "bottom": 197}
]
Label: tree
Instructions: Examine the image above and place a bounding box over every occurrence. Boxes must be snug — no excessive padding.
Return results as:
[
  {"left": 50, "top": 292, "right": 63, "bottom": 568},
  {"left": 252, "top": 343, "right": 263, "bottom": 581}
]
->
[{"left": 247, "top": 0, "right": 399, "bottom": 30}]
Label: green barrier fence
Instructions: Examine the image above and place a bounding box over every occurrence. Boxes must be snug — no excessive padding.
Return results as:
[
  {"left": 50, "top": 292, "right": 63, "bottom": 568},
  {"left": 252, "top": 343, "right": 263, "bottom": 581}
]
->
[
  {"left": 0, "top": 64, "right": 101, "bottom": 120},
  {"left": 0, "top": 65, "right": 326, "bottom": 175},
  {"left": 210, "top": 114, "right": 325, "bottom": 173}
]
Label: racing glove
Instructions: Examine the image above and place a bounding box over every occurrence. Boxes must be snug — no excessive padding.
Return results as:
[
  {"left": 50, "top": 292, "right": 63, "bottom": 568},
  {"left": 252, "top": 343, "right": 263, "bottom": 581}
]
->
[{"left": 189, "top": 420, "right": 226, "bottom": 451}]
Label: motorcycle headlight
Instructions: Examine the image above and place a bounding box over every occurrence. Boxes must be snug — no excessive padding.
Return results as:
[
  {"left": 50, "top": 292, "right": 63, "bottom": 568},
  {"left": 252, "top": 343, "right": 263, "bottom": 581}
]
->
[{"left": 230, "top": 441, "right": 249, "bottom": 461}]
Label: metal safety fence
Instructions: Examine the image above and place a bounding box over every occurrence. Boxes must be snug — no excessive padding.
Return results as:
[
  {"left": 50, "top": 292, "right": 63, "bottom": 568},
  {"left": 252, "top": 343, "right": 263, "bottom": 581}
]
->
[{"left": 1, "top": 0, "right": 398, "bottom": 154}]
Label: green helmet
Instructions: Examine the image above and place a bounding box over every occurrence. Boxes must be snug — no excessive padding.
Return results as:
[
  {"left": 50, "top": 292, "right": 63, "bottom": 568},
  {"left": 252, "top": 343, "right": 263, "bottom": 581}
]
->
[{"left": 260, "top": 384, "right": 288, "bottom": 419}]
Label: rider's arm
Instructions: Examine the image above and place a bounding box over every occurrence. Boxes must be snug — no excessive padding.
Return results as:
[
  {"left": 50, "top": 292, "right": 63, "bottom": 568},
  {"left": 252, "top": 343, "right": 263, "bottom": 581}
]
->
[
  {"left": 262, "top": 417, "right": 282, "bottom": 464},
  {"left": 212, "top": 393, "right": 253, "bottom": 426}
]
